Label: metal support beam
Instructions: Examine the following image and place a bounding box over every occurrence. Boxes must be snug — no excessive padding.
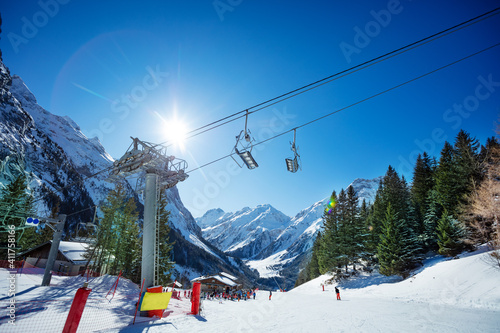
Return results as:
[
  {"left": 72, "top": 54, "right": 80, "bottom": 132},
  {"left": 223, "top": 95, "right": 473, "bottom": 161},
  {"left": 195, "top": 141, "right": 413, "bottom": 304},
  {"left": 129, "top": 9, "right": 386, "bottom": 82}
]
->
[
  {"left": 41, "top": 214, "right": 66, "bottom": 286},
  {"left": 142, "top": 173, "right": 157, "bottom": 288}
]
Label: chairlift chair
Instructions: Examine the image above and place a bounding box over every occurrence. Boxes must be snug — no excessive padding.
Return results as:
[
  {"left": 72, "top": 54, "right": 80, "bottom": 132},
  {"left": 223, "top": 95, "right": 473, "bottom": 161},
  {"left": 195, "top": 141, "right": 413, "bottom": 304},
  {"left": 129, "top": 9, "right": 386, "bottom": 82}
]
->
[
  {"left": 231, "top": 110, "right": 259, "bottom": 169},
  {"left": 285, "top": 129, "right": 301, "bottom": 173}
]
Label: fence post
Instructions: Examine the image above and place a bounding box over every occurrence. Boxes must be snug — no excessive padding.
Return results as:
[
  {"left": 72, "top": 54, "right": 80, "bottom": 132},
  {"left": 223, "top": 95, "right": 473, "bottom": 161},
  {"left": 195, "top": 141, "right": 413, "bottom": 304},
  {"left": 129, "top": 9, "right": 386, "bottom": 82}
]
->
[
  {"left": 191, "top": 282, "right": 201, "bottom": 315},
  {"left": 62, "top": 282, "right": 92, "bottom": 333}
]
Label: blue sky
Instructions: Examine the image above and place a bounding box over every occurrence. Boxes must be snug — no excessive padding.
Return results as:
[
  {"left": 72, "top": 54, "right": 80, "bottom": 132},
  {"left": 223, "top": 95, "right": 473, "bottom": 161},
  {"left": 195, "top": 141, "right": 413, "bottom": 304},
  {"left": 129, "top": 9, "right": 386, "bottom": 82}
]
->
[{"left": 1, "top": 0, "right": 500, "bottom": 217}]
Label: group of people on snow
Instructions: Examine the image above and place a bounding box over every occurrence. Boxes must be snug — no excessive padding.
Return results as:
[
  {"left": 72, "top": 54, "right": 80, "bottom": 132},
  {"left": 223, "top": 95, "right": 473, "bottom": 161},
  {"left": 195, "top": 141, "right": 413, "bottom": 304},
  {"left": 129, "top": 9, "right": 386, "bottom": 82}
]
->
[{"left": 202, "top": 288, "right": 257, "bottom": 302}]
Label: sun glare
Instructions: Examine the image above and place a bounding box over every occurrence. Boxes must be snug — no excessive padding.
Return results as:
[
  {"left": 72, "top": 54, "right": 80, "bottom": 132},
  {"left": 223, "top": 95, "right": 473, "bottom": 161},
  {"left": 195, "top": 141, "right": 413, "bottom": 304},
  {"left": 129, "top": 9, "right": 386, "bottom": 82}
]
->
[{"left": 165, "top": 119, "right": 188, "bottom": 149}]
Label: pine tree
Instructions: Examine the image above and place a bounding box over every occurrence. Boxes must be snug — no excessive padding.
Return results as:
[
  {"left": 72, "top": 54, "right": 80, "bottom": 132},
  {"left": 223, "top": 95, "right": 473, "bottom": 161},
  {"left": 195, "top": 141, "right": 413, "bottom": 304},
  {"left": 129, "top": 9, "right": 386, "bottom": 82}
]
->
[
  {"left": 359, "top": 199, "right": 374, "bottom": 263},
  {"left": 377, "top": 203, "right": 420, "bottom": 278},
  {"left": 336, "top": 189, "right": 349, "bottom": 272},
  {"left": 377, "top": 203, "right": 402, "bottom": 276},
  {"left": 421, "top": 189, "right": 441, "bottom": 251},
  {"left": 306, "top": 231, "right": 322, "bottom": 280},
  {"left": 318, "top": 187, "right": 368, "bottom": 277},
  {"left": 411, "top": 152, "right": 435, "bottom": 233},
  {"left": 88, "top": 183, "right": 139, "bottom": 279},
  {"left": 453, "top": 130, "right": 481, "bottom": 213},
  {"left": 366, "top": 189, "right": 383, "bottom": 254},
  {"left": 318, "top": 191, "right": 341, "bottom": 274},
  {"left": 156, "top": 191, "right": 174, "bottom": 286},
  {"left": 436, "top": 210, "right": 466, "bottom": 257},
  {"left": 91, "top": 211, "right": 113, "bottom": 274},
  {"left": 434, "top": 141, "right": 460, "bottom": 215},
  {"left": 0, "top": 175, "right": 38, "bottom": 257},
  {"left": 112, "top": 194, "right": 139, "bottom": 276},
  {"left": 344, "top": 185, "right": 365, "bottom": 271},
  {"left": 368, "top": 166, "right": 420, "bottom": 257}
]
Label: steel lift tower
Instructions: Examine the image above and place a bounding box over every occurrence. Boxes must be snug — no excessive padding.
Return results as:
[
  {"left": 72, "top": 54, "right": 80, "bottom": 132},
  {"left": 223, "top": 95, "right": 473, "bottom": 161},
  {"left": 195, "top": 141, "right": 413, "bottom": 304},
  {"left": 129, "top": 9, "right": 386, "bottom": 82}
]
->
[{"left": 108, "top": 137, "right": 188, "bottom": 288}]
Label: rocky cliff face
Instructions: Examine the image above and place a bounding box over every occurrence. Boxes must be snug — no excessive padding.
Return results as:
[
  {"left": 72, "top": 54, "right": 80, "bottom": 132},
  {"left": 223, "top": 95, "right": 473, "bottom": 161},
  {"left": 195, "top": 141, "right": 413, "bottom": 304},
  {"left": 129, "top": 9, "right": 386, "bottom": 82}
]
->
[{"left": 0, "top": 61, "right": 102, "bottom": 229}]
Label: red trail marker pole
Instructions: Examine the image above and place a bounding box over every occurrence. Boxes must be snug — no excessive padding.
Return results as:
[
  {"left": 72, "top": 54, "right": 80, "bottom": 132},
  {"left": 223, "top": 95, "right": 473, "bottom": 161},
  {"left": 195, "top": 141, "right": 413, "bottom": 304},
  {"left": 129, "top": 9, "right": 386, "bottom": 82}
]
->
[
  {"left": 191, "top": 282, "right": 201, "bottom": 315},
  {"left": 62, "top": 282, "right": 92, "bottom": 333}
]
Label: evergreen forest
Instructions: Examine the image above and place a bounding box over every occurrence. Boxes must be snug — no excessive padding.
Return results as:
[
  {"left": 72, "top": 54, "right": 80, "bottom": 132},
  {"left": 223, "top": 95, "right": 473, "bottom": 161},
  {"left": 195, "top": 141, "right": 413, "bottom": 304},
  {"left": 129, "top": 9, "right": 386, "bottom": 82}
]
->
[{"left": 296, "top": 129, "right": 500, "bottom": 286}]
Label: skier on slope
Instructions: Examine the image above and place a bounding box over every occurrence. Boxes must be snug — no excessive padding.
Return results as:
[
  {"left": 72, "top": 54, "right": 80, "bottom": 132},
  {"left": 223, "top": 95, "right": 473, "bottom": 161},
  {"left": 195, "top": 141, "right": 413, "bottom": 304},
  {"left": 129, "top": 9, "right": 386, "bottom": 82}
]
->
[
  {"left": 335, "top": 287, "right": 341, "bottom": 300},
  {"left": 269, "top": 290, "right": 272, "bottom": 301}
]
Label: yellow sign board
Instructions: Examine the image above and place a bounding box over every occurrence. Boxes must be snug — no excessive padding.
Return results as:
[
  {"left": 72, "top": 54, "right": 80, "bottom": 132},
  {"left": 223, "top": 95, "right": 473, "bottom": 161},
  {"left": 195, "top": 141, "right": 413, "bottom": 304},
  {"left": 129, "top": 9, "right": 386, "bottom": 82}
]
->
[{"left": 140, "top": 291, "right": 172, "bottom": 311}]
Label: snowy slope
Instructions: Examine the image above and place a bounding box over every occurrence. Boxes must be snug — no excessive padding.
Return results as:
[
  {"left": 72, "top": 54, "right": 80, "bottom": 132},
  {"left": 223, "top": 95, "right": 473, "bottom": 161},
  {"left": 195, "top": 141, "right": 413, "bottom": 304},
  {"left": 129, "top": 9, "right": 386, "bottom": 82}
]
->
[{"left": 1, "top": 247, "right": 498, "bottom": 332}]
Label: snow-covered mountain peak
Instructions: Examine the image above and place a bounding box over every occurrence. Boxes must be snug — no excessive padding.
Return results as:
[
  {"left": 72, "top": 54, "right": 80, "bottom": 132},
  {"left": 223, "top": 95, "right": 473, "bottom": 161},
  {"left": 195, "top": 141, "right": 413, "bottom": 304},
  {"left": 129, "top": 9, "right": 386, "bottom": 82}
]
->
[
  {"left": 347, "top": 176, "right": 383, "bottom": 204},
  {"left": 196, "top": 208, "right": 226, "bottom": 228},
  {"left": 8, "top": 75, "right": 114, "bottom": 171},
  {"left": 10, "top": 75, "right": 37, "bottom": 105},
  {"left": 62, "top": 115, "right": 81, "bottom": 131}
]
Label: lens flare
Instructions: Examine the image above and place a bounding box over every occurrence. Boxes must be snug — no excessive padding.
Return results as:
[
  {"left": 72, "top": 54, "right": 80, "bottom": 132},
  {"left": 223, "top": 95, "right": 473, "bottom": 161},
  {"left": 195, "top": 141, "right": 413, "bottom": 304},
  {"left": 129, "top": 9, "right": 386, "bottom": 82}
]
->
[{"left": 325, "top": 197, "right": 337, "bottom": 215}]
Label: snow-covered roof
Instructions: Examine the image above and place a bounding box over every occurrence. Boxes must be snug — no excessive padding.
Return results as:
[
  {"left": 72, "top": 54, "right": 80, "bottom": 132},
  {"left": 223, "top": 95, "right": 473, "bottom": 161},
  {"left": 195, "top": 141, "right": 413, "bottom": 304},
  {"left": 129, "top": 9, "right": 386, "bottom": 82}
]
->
[
  {"left": 58, "top": 241, "right": 90, "bottom": 264},
  {"left": 191, "top": 272, "right": 240, "bottom": 287},
  {"left": 213, "top": 275, "right": 238, "bottom": 287},
  {"left": 220, "top": 272, "right": 237, "bottom": 280},
  {"left": 21, "top": 240, "right": 91, "bottom": 265}
]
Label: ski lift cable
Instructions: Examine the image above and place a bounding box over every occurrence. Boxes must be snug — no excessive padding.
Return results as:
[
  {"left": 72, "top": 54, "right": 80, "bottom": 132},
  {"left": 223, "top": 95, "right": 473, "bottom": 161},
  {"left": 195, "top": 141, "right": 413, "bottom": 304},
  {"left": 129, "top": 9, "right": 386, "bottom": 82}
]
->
[
  {"left": 27, "top": 39, "right": 500, "bottom": 215},
  {"left": 26, "top": 8, "right": 500, "bottom": 212},
  {"left": 156, "top": 6, "right": 500, "bottom": 148},
  {"left": 245, "top": 9, "right": 500, "bottom": 118},
  {"left": 291, "top": 129, "right": 297, "bottom": 152},
  {"left": 66, "top": 204, "right": 98, "bottom": 218},
  {"left": 20, "top": 43, "right": 499, "bottom": 223},
  {"left": 254, "top": 41, "right": 500, "bottom": 147},
  {"left": 186, "top": 41, "right": 500, "bottom": 174}
]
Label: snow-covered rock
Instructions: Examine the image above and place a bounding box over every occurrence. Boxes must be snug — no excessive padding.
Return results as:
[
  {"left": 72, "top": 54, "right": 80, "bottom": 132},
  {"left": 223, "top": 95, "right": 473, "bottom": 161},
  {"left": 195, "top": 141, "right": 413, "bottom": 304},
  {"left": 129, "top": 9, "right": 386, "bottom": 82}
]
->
[{"left": 199, "top": 204, "right": 290, "bottom": 259}]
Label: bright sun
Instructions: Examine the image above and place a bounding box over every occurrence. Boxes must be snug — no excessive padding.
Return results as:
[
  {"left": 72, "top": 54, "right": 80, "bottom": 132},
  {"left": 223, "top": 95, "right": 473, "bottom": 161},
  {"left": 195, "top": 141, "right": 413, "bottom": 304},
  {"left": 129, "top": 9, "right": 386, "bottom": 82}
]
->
[{"left": 164, "top": 119, "right": 188, "bottom": 148}]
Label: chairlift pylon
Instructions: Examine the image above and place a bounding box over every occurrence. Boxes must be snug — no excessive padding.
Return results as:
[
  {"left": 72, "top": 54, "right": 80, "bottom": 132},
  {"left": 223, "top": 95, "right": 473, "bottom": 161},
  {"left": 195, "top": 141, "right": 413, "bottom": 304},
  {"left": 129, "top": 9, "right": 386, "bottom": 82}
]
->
[
  {"left": 231, "top": 110, "right": 259, "bottom": 169},
  {"left": 285, "top": 129, "right": 301, "bottom": 173}
]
